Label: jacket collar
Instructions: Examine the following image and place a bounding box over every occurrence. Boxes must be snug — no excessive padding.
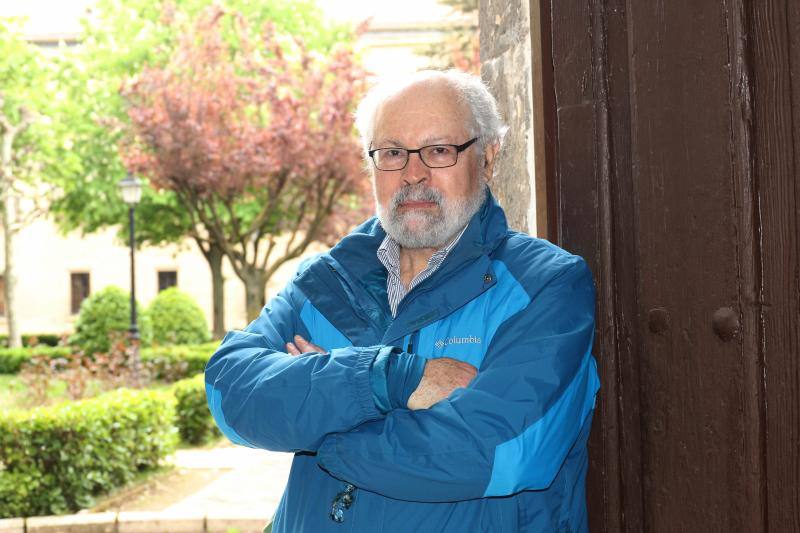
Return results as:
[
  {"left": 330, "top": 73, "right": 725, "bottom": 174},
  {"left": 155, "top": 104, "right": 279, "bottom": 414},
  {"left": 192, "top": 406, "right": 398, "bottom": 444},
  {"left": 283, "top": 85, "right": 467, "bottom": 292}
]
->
[{"left": 298, "top": 192, "right": 509, "bottom": 345}]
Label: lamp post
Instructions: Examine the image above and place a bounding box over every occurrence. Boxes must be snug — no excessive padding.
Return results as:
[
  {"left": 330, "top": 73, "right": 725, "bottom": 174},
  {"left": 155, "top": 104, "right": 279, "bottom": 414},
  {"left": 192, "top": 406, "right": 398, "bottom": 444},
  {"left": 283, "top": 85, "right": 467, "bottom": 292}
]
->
[{"left": 118, "top": 172, "right": 143, "bottom": 385}]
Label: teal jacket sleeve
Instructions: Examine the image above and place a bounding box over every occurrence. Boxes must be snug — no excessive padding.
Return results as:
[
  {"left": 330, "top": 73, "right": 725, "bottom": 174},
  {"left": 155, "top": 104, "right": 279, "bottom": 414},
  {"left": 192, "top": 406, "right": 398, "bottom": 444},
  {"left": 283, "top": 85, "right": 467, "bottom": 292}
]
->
[
  {"left": 205, "top": 283, "right": 395, "bottom": 452},
  {"left": 371, "top": 347, "right": 428, "bottom": 413},
  {"left": 316, "top": 258, "right": 600, "bottom": 502}
]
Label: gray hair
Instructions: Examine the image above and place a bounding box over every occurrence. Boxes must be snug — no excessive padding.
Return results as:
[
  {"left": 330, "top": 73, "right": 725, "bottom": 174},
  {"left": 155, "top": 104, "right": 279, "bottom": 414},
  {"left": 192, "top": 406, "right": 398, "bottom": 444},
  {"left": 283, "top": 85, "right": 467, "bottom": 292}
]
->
[{"left": 354, "top": 70, "right": 508, "bottom": 159}]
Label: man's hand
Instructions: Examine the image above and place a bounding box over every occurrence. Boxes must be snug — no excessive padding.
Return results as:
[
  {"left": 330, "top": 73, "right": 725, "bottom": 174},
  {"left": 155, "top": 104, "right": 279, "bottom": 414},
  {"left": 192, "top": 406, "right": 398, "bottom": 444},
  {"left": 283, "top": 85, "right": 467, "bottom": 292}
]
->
[
  {"left": 286, "top": 335, "right": 326, "bottom": 356},
  {"left": 407, "top": 358, "right": 477, "bottom": 410}
]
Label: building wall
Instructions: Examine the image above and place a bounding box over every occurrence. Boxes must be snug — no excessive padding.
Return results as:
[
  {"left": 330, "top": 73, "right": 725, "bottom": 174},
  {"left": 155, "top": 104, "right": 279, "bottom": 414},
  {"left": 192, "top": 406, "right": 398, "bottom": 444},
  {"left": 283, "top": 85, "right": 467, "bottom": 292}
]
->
[
  {"left": 479, "top": 0, "right": 536, "bottom": 235},
  {"left": 0, "top": 217, "right": 315, "bottom": 335}
]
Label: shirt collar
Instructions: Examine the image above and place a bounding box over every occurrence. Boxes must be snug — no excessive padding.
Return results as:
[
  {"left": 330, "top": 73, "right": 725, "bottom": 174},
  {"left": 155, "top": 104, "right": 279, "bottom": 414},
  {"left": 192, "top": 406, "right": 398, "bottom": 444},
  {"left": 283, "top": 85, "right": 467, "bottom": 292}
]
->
[{"left": 377, "top": 224, "right": 469, "bottom": 274}]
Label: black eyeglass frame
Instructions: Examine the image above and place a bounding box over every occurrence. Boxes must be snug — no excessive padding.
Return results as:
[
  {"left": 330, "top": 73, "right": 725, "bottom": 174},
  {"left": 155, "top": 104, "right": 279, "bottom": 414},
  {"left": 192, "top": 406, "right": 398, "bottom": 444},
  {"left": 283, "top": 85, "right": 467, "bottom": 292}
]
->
[{"left": 367, "top": 137, "right": 479, "bottom": 171}]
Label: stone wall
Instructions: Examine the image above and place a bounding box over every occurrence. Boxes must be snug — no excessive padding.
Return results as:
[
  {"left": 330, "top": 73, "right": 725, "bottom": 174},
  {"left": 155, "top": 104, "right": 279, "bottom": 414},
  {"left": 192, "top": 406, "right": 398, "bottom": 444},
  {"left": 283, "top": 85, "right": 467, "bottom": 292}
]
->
[{"left": 479, "top": 0, "right": 536, "bottom": 234}]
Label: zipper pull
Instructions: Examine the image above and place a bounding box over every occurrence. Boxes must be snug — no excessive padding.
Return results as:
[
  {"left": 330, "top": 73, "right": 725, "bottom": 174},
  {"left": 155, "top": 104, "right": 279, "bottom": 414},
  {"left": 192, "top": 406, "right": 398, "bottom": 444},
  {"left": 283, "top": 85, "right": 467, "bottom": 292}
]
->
[
  {"left": 329, "top": 483, "right": 356, "bottom": 523},
  {"left": 407, "top": 331, "right": 418, "bottom": 353}
]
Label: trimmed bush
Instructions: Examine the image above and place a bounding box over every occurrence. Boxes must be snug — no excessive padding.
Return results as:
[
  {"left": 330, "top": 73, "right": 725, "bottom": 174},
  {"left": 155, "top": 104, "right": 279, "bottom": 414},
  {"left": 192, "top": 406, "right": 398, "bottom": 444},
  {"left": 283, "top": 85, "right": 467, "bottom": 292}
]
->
[
  {"left": 0, "top": 343, "right": 217, "bottom": 377},
  {"left": 0, "top": 346, "right": 72, "bottom": 374},
  {"left": 142, "top": 342, "right": 217, "bottom": 382},
  {"left": 0, "top": 334, "right": 64, "bottom": 347},
  {"left": 70, "top": 286, "right": 152, "bottom": 355},
  {"left": 0, "top": 388, "right": 177, "bottom": 518},
  {"left": 173, "top": 374, "right": 220, "bottom": 444},
  {"left": 148, "top": 288, "right": 210, "bottom": 346}
]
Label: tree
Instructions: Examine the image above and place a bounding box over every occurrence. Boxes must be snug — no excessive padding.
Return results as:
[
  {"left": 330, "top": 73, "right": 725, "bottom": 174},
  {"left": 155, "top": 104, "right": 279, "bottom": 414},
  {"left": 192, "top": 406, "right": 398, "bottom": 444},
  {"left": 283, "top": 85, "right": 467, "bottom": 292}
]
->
[
  {"left": 122, "top": 7, "right": 371, "bottom": 322},
  {"left": 420, "top": 0, "right": 479, "bottom": 74},
  {"left": 49, "top": 0, "right": 355, "bottom": 337},
  {"left": 0, "top": 21, "right": 80, "bottom": 347}
]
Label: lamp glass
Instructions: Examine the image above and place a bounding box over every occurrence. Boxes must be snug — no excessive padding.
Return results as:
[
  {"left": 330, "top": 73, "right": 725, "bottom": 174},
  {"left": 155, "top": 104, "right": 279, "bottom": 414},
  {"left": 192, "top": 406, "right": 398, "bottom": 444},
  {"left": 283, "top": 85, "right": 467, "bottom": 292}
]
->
[{"left": 119, "top": 174, "right": 143, "bottom": 205}]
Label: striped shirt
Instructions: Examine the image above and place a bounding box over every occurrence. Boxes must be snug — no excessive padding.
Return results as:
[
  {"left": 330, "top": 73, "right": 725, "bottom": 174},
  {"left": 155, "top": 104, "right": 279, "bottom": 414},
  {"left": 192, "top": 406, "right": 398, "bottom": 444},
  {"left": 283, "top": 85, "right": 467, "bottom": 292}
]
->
[{"left": 377, "top": 225, "right": 468, "bottom": 317}]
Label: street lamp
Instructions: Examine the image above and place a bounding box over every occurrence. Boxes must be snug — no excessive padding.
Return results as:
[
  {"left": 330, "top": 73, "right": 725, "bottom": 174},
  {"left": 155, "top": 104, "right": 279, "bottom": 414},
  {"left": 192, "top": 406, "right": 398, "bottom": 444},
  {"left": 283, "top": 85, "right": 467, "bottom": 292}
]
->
[{"left": 118, "top": 172, "right": 143, "bottom": 385}]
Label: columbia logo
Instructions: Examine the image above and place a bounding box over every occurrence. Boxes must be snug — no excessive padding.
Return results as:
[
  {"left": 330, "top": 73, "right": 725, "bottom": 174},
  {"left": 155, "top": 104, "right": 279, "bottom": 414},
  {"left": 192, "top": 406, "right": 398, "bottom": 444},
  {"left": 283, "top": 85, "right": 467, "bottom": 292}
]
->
[{"left": 434, "top": 336, "right": 482, "bottom": 349}]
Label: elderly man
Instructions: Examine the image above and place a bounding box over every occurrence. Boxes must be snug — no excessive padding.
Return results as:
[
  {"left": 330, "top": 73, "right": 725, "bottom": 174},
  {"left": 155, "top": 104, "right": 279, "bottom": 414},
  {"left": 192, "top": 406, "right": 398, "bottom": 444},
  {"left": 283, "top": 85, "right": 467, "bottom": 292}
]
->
[{"left": 205, "top": 70, "right": 599, "bottom": 532}]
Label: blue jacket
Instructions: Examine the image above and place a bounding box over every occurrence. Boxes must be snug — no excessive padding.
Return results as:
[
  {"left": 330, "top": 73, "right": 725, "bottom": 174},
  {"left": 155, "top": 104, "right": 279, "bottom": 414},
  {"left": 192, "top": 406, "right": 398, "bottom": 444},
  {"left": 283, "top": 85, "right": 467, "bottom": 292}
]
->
[{"left": 205, "top": 194, "right": 600, "bottom": 532}]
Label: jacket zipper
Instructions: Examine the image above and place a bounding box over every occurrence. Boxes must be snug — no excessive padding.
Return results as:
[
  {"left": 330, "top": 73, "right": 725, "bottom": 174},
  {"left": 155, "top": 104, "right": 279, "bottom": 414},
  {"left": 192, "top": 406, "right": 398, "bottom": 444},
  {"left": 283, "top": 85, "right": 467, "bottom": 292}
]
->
[
  {"left": 407, "top": 330, "right": 419, "bottom": 353},
  {"left": 329, "top": 483, "right": 356, "bottom": 523}
]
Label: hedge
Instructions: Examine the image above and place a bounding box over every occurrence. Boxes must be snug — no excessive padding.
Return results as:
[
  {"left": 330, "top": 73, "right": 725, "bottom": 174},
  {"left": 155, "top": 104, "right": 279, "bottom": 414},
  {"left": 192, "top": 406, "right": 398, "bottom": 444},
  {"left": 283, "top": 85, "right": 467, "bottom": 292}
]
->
[
  {"left": 173, "top": 374, "right": 221, "bottom": 445},
  {"left": 0, "top": 334, "right": 63, "bottom": 347},
  {"left": 0, "top": 342, "right": 218, "bottom": 376},
  {"left": 141, "top": 342, "right": 217, "bottom": 382},
  {"left": 0, "top": 346, "right": 73, "bottom": 374},
  {"left": 0, "top": 389, "right": 178, "bottom": 518},
  {"left": 0, "top": 372, "right": 222, "bottom": 518}
]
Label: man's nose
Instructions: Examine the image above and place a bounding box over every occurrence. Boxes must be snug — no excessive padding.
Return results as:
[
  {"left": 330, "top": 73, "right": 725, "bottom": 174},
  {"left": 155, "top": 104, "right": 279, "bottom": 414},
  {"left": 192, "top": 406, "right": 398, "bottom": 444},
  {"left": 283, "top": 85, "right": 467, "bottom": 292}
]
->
[{"left": 402, "top": 152, "right": 430, "bottom": 184}]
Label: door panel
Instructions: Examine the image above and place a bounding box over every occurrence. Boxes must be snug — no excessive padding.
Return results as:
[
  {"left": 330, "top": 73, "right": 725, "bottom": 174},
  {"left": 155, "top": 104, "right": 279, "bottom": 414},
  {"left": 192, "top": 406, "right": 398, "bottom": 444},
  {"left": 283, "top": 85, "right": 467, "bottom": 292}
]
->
[{"left": 542, "top": 0, "right": 800, "bottom": 530}]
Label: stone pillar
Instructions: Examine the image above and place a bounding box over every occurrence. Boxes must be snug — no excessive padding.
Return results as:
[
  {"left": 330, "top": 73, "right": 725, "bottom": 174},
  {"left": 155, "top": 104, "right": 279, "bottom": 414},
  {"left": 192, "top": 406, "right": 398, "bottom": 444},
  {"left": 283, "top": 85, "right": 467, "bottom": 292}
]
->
[{"left": 480, "top": 0, "right": 537, "bottom": 235}]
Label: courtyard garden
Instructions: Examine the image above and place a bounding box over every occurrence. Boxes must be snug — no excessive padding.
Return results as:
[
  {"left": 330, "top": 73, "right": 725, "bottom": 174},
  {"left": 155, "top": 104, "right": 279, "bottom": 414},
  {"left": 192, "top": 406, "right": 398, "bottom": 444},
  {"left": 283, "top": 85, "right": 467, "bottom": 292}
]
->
[
  {"left": 0, "top": 0, "right": 390, "bottom": 521},
  {"left": 0, "top": 286, "right": 222, "bottom": 519}
]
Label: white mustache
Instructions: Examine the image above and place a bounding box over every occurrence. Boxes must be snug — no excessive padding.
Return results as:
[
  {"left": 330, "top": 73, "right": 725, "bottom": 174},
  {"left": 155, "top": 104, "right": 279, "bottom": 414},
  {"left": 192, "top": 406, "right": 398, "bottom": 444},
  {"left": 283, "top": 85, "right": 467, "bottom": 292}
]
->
[{"left": 390, "top": 185, "right": 443, "bottom": 211}]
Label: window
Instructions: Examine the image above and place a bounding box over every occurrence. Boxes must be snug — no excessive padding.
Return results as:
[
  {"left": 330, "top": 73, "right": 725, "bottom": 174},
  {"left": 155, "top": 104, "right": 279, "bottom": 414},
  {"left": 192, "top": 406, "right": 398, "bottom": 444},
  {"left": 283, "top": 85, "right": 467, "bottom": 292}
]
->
[
  {"left": 70, "top": 272, "right": 90, "bottom": 315},
  {"left": 158, "top": 270, "right": 178, "bottom": 292}
]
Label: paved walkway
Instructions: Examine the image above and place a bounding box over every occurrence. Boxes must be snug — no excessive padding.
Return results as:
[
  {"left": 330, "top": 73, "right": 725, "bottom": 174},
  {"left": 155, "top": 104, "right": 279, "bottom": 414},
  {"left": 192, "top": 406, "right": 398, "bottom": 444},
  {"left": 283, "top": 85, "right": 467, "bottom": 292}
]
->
[
  {"left": 0, "top": 445, "right": 294, "bottom": 532},
  {"left": 164, "top": 444, "right": 293, "bottom": 518}
]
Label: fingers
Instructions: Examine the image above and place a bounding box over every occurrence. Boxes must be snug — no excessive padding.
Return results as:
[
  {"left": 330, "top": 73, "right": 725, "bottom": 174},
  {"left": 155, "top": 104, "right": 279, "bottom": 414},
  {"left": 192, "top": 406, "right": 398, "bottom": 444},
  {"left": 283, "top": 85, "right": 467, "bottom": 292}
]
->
[
  {"left": 295, "top": 335, "right": 325, "bottom": 354},
  {"left": 286, "top": 335, "right": 326, "bottom": 356},
  {"left": 286, "top": 342, "right": 302, "bottom": 356}
]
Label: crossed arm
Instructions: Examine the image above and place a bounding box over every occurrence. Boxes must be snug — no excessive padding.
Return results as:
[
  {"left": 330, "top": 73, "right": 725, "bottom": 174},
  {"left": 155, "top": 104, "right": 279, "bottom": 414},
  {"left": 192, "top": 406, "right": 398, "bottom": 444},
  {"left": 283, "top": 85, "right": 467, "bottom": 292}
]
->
[{"left": 286, "top": 335, "right": 477, "bottom": 410}]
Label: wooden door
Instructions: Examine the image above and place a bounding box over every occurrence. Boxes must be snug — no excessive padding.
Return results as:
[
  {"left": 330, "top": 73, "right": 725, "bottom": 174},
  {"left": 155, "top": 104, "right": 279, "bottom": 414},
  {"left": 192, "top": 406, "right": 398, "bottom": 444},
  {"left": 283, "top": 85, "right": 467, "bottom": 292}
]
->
[{"left": 537, "top": 0, "right": 800, "bottom": 530}]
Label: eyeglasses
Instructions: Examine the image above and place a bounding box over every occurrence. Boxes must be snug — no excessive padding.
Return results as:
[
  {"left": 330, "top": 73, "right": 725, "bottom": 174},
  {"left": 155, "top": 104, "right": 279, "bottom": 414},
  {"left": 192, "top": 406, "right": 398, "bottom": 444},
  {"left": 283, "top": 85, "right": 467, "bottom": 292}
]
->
[{"left": 368, "top": 137, "right": 478, "bottom": 171}]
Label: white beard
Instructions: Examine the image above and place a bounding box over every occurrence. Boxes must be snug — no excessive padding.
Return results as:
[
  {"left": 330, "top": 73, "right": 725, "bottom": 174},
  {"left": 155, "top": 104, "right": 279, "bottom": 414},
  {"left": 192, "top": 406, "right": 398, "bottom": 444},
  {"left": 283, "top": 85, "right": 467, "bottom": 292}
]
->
[{"left": 376, "top": 180, "right": 487, "bottom": 249}]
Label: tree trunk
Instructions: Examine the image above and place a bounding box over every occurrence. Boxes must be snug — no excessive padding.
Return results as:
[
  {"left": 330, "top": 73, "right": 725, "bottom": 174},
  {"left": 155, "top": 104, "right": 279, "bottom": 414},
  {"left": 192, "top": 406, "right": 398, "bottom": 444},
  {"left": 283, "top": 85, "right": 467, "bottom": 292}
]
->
[
  {"left": 0, "top": 131, "right": 20, "bottom": 348},
  {"left": 242, "top": 266, "right": 267, "bottom": 323},
  {"left": 195, "top": 237, "right": 227, "bottom": 339},
  {"left": 207, "top": 243, "right": 226, "bottom": 339},
  {"left": 1, "top": 199, "right": 19, "bottom": 348}
]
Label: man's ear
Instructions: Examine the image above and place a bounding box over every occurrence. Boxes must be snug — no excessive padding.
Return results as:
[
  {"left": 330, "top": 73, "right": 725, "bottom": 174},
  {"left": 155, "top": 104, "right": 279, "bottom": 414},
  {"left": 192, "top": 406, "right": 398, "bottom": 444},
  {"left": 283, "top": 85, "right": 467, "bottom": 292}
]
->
[{"left": 483, "top": 142, "right": 501, "bottom": 183}]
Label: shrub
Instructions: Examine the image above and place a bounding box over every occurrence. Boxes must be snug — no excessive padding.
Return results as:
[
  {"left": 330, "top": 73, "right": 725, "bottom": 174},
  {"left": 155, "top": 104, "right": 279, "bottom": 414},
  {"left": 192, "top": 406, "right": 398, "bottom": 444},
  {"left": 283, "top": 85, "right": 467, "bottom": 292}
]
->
[
  {"left": 0, "top": 342, "right": 217, "bottom": 381},
  {"left": 0, "top": 346, "right": 72, "bottom": 374},
  {"left": 148, "top": 288, "right": 210, "bottom": 346},
  {"left": 70, "top": 286, "right": 152, "bottom": 355},
  {"left": 173, "top": 374, "right": 220, "bottom": 445},
  {"left": 142, "top": 342, "right": 217, "bottom": 382},
  {"left": 0, "top": 334, "right": 64, "bottom": 347},
  {"left": 0, "top": 388, "right": 177, "bottom": 518}
]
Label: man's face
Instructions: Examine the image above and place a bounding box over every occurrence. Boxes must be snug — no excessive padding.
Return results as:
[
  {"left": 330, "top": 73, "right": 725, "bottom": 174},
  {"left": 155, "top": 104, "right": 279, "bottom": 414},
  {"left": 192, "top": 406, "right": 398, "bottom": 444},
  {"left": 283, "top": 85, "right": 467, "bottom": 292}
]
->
[{"left": 371, "top": 81, "right": 493, "bottom": 249}]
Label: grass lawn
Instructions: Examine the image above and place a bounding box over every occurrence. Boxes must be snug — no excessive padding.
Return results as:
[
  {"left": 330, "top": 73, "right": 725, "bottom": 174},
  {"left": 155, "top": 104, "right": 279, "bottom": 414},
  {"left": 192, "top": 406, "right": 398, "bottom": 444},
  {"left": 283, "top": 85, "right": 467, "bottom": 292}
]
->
[
  {"left": 0, "top": 374, "right": 152, "bottom": 411},
  {"left": 0, "top": 374, "right": 28, "bottom": 411}
]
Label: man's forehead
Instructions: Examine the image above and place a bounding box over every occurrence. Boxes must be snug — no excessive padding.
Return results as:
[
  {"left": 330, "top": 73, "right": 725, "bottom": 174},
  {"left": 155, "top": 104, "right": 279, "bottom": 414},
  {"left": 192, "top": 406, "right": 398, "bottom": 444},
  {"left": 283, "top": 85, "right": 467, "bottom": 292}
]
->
[
  {"left": 381, "top": 81, "right": 464, "bottom": 115},
  {"left": 375, "top": 134, "right": 460, "bottom": 146},
  {"left": 373, "top": 81, "right": 470, "bottom": 144}
]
